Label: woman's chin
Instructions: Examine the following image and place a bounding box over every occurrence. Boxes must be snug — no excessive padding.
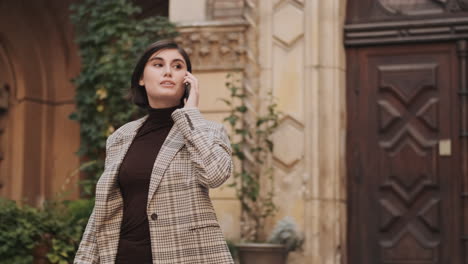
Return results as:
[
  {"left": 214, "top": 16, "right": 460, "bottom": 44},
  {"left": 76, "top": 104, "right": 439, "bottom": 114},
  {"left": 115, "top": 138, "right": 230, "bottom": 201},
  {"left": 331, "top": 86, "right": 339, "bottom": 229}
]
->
[
  {"left": 148, "top": 94, "right": 182, "bottom": 107},
  {"left": 155, "top": 87, "right": 182, "bottom": 97}
]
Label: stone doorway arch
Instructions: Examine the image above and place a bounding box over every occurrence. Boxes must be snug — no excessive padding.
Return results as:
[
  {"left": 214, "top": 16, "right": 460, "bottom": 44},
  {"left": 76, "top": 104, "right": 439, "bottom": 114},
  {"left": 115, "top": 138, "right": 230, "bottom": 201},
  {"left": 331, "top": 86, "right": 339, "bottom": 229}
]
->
[
  {"left": 0, "top": 40, "right": 15, "bottom": 199},
  {"left": 0, "top": 0, "right": 81, "bottom": 205}
]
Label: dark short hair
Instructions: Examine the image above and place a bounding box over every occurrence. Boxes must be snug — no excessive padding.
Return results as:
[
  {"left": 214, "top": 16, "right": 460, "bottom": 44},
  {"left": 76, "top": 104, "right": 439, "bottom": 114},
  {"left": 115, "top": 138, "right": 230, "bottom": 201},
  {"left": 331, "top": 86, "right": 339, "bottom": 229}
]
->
[{"left": 129, "top": 39, "right": 192, "bottom": 108}]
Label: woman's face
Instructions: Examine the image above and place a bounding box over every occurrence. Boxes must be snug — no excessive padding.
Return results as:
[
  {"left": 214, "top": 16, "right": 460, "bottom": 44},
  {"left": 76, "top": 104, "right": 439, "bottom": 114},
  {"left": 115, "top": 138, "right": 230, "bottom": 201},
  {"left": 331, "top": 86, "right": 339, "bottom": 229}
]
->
[{"left": 139, "top": 48, "right": 187, "bottom": 108}]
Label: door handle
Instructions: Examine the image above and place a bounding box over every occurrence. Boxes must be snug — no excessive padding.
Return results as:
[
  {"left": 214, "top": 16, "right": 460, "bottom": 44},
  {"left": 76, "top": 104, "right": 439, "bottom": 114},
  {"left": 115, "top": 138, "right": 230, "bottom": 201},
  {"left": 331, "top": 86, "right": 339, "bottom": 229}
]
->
[{"left": 439, "top": 139, "right": 451, "bottom": 156}]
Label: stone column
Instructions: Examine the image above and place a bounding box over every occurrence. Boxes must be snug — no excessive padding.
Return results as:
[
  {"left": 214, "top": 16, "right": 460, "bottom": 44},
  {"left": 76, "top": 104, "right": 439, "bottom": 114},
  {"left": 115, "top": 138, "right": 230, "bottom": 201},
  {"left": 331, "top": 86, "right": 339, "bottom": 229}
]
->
[
  {"left": 256, "top": 0, "right": 347, "bottom": 263},
  {"left": 303, "top": 0, "right": 347, "bottom": 263}
]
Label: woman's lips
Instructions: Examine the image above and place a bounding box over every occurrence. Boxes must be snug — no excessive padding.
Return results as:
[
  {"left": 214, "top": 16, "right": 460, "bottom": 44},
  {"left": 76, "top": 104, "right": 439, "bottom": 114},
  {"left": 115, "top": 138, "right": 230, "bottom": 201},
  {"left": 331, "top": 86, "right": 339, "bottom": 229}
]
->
[{"left": 160, "top": 81, "right": 176, "bottom": 87}]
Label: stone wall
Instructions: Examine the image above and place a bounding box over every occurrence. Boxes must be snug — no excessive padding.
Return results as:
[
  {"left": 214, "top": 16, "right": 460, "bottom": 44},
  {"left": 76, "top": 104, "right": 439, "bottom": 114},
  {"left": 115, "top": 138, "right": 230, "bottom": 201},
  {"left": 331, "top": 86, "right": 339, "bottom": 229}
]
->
[{"left": 170, "top": 0, "right": 347, "bottom": 263}]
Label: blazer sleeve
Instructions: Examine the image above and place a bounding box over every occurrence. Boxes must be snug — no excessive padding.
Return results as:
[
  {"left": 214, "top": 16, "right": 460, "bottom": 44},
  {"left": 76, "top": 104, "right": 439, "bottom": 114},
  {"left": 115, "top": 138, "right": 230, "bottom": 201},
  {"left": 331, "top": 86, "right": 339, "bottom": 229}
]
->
[
  {"left": 172, "top": 107, "right": 233, "bottom": 188},
  {"left": 74, "top": 133, "right": 118, "bottom": 264},
  {"left": 74, "top": 208, "right": 99, "bottom": 264}
]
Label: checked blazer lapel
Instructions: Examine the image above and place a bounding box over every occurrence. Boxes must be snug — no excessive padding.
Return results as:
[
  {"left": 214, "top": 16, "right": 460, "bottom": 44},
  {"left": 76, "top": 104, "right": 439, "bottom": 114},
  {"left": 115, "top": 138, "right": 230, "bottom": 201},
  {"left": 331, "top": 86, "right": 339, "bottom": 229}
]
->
[
  {"left": 96, "top": 116, "right": 148, "bottom": 203},
  {"left": 146, "top": 124, "right": 185, "bottom": 208},
  {"left": 94, "top": 116, "right": 147, "bottom": 263}
]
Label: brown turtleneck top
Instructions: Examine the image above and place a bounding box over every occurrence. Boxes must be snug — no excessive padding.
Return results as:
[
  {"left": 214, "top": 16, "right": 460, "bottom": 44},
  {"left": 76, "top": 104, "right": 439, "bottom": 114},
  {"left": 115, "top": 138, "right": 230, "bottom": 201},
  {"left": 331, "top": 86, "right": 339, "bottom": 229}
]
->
[{"left": 115, "top": 105, "right": 180, "bottom": 264}]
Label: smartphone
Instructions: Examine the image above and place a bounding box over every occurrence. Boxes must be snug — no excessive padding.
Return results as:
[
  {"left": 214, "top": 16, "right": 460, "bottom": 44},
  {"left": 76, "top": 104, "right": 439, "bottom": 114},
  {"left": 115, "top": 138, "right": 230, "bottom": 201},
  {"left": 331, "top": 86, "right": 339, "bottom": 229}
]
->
[{"left": 184, "top": 82, "right": 191, "bottom": 102}]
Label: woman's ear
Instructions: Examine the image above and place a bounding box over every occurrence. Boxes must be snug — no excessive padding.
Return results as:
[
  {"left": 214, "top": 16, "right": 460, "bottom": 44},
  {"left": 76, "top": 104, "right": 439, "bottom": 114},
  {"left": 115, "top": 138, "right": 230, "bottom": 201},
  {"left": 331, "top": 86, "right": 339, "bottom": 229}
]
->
[{"left": 139, "top": 79, "right": 144, "bottom": 86}]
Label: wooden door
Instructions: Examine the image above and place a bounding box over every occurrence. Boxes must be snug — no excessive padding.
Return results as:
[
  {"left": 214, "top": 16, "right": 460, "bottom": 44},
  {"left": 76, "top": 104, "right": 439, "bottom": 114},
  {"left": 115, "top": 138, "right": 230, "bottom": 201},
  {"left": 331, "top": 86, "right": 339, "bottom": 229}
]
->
[{"left": 347, "top": 43, "right": 461, "bottom": 264}]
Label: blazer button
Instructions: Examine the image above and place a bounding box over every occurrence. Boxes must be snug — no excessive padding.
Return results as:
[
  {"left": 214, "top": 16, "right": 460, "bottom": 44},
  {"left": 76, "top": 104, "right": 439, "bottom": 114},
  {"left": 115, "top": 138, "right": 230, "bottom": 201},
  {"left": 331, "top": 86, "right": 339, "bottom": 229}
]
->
[{"left": 150, "top": 213, "right": 158, "bottom": 221}]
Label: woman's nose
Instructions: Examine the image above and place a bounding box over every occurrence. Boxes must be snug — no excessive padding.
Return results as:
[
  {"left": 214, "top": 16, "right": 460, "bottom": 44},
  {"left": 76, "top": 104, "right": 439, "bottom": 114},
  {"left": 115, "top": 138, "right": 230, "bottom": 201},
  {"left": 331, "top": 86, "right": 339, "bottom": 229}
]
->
[{"left": 163, "top": 65, "right": 172, "bottom": 76}]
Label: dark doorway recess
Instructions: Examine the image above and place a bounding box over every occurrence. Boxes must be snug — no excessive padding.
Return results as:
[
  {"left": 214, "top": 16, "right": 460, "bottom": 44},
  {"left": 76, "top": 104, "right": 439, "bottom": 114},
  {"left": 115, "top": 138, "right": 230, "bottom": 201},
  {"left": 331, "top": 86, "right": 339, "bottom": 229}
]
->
[{"left": 133, "top": 0, "right": 169, "bottom": 19}]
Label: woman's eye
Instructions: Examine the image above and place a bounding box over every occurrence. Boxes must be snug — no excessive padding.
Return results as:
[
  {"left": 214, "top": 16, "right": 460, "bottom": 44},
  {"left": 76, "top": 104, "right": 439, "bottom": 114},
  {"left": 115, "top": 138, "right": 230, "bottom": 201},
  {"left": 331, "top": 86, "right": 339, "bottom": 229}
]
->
[
  {"left": 173, "top": 64, "right": 182, "bottom": 69},
  {"left": 153, "top": 63, "right": 163, "bottom": 67}
]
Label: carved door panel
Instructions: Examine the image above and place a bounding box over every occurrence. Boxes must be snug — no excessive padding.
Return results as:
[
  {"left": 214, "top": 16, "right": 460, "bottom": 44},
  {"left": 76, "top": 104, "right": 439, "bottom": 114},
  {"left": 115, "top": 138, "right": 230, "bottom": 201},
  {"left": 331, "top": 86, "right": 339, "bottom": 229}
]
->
[{"left": 347, "top": 44, "right": 461, "bottom": 264}]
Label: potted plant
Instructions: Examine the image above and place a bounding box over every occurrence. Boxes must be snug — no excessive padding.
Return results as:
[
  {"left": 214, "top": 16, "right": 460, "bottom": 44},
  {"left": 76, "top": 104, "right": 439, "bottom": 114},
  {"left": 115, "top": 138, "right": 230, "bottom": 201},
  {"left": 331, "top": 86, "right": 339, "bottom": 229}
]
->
[
  {"left": 221, "top": 74, "right": 302, "bottom": 263},
  {"left": 236, "top": 217, "right": 303, "bottom": 264}
]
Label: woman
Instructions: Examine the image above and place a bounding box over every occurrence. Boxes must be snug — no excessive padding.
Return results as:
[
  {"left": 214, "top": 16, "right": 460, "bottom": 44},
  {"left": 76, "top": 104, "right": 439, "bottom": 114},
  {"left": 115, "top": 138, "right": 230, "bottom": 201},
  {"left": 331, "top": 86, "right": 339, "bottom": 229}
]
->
[{"left": 74, "top": 40, "right": 234, "bottom": 264}]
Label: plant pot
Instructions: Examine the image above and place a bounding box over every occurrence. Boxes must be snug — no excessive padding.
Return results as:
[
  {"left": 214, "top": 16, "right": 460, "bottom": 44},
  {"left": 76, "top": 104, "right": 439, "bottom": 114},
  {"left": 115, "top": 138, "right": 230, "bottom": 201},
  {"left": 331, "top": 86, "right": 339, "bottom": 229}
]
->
[{"left": 236, "top": 243, "right": 288, "bottom": 264}]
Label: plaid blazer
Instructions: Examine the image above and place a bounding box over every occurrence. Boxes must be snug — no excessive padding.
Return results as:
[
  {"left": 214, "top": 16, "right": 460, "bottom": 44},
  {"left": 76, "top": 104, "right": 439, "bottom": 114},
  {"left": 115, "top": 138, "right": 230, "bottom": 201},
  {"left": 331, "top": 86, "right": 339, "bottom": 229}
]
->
[{"left": 74, "top": 108, "right": 234, "bottom": 264}]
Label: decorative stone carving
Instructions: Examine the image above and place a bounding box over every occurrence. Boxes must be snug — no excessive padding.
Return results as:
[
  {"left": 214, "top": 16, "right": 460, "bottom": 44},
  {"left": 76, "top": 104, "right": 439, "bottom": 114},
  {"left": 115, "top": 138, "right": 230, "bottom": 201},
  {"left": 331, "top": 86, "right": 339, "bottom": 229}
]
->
[
  {"left": 445, "top": 0, "right": 468, "bottom": 10},
  {"left": 272, "top": 116, "right": 304, "bottom": 168},
  {"left": 378, "top": 0, "right": 468, "bottom": 14},
  {"left": 458, "top": 0, "right": 468, "bottom": 10},
  {"left": 175, "top": 21, "right": 248, "bottom": 71},
  {"left": 378, "top": 0, "right": 447, "bottom": 15},
  {"left": 273, "top": 2, "right": 304, "bottom": 46},
  {"left": 345, "top": 16, "right": 468, "bottom": 46}
]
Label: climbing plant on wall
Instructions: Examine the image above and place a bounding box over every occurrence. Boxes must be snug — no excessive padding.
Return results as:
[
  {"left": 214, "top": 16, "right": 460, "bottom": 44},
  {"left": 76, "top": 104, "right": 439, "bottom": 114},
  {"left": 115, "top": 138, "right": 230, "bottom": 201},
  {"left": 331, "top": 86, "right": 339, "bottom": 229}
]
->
[{"left": 70, "top": 0, "right": 178, "bottom": 195}]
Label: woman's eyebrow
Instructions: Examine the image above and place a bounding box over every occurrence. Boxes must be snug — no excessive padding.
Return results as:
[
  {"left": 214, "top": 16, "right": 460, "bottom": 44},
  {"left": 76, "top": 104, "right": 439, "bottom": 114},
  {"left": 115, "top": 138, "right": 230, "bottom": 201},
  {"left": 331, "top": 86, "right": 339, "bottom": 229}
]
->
[
  {"left": 148, "top": 56, "right": 163, "bottom": 62},
  {"left": 171, "top": 58, "right": 186, "bottom": 64},
  {"left": 148, "top": 57, "right": 185, "bottom": 64}
]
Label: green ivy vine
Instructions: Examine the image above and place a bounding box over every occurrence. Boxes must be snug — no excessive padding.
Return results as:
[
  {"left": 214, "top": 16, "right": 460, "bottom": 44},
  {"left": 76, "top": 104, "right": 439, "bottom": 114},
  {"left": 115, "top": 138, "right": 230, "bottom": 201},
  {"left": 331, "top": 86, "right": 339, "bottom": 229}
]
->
[
  {"left": 69, "top": 0, "right": 178, "bottom": 195},
  {"left": 221, "top": 73, "right": 282, "bottom": 242}
]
